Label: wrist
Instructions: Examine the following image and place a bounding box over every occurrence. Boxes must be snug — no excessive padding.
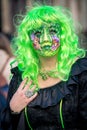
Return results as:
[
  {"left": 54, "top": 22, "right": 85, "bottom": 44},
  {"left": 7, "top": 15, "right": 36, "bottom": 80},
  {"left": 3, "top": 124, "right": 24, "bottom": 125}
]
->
[
  {"left": 10, "top": 110, "right": 20, "bottom": 114},
  {"left": 10, "top": 107, "right": 21, "bottom": 114}
]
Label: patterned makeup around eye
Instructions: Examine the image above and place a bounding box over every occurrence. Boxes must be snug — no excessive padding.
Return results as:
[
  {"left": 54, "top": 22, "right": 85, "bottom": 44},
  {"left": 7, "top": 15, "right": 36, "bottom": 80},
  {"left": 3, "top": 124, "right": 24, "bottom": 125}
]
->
[
  {"left": 34, "top": 30, "right": 42, "bottom": 38},
  {"left": 31, "top": 27, "right": 42, "bottom": 39},
  {"left": 30, "top": 23, "right": 61, "bottom": 39},
  {"left": 49, "top": 23, "right": 61, "bottom": 36}
]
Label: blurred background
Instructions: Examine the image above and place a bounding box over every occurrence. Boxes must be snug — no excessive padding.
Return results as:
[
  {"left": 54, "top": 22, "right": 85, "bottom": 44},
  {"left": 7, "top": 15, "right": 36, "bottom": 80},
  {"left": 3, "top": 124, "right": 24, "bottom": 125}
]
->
[{"left": 0, "top": 0, "right": 87, "bottom": 48}]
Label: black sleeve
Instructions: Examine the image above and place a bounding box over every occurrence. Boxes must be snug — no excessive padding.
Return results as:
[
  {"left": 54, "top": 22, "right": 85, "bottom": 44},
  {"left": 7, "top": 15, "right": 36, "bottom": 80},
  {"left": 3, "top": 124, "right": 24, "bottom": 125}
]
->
[
  {"left": 1, "top": 67, "right": 22, "bottom": 130},
  {"left": 78, "top": 70, "right": 87, "bottom": 129}
]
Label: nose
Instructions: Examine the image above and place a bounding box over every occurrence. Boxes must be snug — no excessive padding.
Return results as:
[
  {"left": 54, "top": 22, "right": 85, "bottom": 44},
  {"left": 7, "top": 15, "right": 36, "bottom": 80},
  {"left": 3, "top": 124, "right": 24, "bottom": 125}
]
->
[{"left": 40, "top": 28, "right": 52, "bottom": 43}]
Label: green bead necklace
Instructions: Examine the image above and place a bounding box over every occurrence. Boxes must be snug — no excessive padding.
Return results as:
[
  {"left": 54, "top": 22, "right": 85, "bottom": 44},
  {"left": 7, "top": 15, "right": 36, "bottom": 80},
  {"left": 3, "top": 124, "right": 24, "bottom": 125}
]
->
[{"left": 39, "top": 68, "right": 59, "bottom": 80}]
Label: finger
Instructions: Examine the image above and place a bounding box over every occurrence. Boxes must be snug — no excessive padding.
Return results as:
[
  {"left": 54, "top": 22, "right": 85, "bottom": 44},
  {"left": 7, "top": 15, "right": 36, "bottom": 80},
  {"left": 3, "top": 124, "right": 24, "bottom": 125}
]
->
[
  {"left": 30, "top": 85, "right": 37, "bottom": 92},
  {"left": 23, "top": 80, "right": 32, "bottom": 92},
  {"left": 18, "top": 78, "right": 28, "bottom": 91},
  {"left": 24, "top": 84, "right": 37, "bottom": 95},
  {"left": 27, "top": 93, "right": 38, "bottom": 103}
]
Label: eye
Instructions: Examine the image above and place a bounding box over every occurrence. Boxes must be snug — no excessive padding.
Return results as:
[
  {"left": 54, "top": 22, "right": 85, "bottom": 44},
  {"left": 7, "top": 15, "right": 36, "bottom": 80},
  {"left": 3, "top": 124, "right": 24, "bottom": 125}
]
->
[
  {"left": 49, "top": 29, "right": 57, "bottom": 35},
  {"left": 34, "top": 31, "right": 41, "bottom": 38}
]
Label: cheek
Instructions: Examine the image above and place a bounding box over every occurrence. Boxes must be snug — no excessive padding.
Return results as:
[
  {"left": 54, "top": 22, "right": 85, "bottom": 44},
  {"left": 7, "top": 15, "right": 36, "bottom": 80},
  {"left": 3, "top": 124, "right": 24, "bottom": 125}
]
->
[
  {"left": 52, "top": 36, "right": 60, "bottom": 43},
  {"left": 31, "top": 34, "right": 41, "bottom": 50},
  {"left": 51, "top": 36, "right": 60, "bottom": 50}
]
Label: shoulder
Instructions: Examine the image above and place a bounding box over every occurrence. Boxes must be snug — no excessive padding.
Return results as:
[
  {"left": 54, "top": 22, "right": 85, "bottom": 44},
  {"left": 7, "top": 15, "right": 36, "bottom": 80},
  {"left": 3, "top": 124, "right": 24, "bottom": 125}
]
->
[
  {"left": 70, "top": 57, "right": 87, "bottom": 76},
  {"left": 11, "top": 66, "right": 22, "bottom": 76},
  {"left": 9, "top": 66, "right": 22, "bottom": 93},
  {"left": 10, "top": 60, "right": 22, "bottom": 76},
  {"left": 68, "top": 58, "right": 87, "bottom": 94}
]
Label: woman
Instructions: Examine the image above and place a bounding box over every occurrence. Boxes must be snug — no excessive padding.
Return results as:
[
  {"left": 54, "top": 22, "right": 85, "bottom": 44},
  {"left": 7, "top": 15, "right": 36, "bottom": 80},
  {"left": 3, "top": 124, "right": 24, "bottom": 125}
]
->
[{"left": 1, "top": 5, "right": 87, "bottom": 130}]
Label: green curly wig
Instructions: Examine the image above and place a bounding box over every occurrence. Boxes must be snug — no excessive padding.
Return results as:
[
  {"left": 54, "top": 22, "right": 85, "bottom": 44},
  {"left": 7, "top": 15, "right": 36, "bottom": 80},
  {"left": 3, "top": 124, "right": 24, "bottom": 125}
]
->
[{"left": 12, "top": 5, "right": 86, "bottom": 88}]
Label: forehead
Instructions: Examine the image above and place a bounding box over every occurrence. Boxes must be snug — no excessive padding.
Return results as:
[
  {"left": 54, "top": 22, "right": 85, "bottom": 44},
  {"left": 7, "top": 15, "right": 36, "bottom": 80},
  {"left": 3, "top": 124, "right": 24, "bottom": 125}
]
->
[{"left": 32, "top": 22, "right": 61, "bottom": 31}]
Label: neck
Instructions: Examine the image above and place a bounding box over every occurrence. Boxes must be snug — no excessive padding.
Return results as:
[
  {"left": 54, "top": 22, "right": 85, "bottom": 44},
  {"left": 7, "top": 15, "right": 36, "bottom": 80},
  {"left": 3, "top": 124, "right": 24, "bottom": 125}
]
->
[{"left": 39, "top": 55, "right": 58, "bottom": 71}]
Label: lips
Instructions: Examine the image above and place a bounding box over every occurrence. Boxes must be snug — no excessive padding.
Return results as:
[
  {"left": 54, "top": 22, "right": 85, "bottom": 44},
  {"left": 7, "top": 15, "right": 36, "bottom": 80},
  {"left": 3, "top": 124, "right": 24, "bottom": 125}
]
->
[
  {"left": 42, "top": 45, "right": 51, "bottom": 50},
  {"left": 41, "top": 42, "right": 59, "bottom": 51}
]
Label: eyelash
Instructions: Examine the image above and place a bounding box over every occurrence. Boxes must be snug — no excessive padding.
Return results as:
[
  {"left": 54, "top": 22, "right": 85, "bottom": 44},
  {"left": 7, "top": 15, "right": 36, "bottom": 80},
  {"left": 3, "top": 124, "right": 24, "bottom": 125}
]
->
[
  {"left": 34, "top": 31, "right": 41, "bottom": 37},
  {"left": 49, "top": 29, "right": 57, "bottom": 34},
  {"left": 33, "top": 28, "right": 58, "bottom": 38}
]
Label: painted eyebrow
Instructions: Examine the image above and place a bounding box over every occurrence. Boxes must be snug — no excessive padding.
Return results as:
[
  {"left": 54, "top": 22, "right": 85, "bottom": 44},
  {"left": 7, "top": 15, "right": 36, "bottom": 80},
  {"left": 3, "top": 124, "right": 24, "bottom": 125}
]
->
[
  {"left": 49, "top": 23, "right": 60, "bottom": 28},
  {"left": 30, "top": 23, "right": 60, "bottom": 33},
  {"left": 33, "top": 27, "right": 43, "bottom": 33}
]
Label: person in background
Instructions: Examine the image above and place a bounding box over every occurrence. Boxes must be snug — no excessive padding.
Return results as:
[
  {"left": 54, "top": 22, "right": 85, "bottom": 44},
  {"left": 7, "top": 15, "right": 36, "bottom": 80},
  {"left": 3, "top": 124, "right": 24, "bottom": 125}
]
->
[
  {"left": 0, "top": 33, "right": 15, "bottom": 84},
  {"left": 1, "top": 5, "right": 87, "bottom": 130},
  {"left": 0, "top": 33, "right": 15, "bottom": 130}
]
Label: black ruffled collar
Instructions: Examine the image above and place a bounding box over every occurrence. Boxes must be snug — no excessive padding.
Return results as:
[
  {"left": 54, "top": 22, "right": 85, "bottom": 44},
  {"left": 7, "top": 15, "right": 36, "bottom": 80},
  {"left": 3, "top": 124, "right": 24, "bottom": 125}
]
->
[{"left": 28, "top": 81, "right": 71, "bottom": 108}]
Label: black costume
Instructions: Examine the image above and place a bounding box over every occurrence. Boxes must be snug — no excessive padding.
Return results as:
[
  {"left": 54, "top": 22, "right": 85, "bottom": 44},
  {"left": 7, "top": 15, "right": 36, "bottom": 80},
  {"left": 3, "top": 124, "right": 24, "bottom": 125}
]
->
[{"left": 1, "top": 58, "right": 87, "bottom": 130}]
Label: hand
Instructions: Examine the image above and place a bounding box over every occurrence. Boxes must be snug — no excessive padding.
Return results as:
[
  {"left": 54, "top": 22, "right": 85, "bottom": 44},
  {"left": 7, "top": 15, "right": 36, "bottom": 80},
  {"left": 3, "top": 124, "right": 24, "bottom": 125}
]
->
[{"left": 10, "top": 78, "right": 38, "bottom": 113}]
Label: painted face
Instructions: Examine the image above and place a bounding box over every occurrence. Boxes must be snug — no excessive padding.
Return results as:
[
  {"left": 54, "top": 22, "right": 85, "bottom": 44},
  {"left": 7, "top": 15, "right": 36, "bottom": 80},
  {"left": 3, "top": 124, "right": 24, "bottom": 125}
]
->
[{"left": 30, "top": 23, "right": 60, "bottom": 57}]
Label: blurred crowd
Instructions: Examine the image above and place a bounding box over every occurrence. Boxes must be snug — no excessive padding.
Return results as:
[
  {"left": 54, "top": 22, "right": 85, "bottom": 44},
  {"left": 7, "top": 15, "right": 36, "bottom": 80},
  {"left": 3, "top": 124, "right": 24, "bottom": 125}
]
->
[{"left": 0, "top": 33, "right": 15, "bottom": 129}]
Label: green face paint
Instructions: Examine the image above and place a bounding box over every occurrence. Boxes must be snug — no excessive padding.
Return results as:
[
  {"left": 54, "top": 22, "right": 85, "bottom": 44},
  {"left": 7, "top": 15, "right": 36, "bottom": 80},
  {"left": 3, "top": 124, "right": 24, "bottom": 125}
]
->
[{"left": 30, "top": 23, "right": 61, "bottom": 57}]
